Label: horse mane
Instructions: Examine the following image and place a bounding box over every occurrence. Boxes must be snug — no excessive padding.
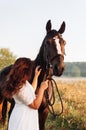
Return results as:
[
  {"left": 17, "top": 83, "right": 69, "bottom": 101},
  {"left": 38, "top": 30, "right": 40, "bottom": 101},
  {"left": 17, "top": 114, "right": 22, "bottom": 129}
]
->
[{"left": 29, "top": 41, "right": 46, "bottom": 86}]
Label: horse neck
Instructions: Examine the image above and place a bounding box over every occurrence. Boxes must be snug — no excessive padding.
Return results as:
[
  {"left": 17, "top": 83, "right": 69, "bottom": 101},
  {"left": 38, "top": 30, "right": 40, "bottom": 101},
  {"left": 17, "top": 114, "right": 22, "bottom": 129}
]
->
[
  {"left": 30, "top": 41, "right": 47, "bottom": 86},
  {"left": 30, "top": 50, "right": 46, "bottom": 86}
]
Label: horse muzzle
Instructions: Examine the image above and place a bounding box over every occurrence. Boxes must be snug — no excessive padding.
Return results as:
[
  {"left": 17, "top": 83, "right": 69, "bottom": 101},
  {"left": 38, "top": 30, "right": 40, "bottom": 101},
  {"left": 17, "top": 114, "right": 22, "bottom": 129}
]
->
[{"left": 53, "top": 62, "right": 65, "bottom": 76}]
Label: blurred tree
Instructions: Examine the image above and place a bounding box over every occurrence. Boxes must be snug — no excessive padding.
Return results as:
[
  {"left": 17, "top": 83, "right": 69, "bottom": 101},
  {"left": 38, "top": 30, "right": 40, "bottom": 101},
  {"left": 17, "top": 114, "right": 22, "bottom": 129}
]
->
[
  {"left": 71, "top": 65, "right": 81, "bottom": 77},
  {"left": 0, "top": 48, "right": 16, "bottom": 70},
  {"left": 63, "top": 62, "right": 86, "bottom": 77}
]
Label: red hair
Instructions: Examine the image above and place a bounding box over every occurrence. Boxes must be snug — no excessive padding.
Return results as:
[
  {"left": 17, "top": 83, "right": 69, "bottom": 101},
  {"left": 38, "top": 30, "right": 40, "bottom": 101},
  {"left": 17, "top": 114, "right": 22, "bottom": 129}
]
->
[{"left": 2, "top": 57, "right": 33, "bottom": 98}]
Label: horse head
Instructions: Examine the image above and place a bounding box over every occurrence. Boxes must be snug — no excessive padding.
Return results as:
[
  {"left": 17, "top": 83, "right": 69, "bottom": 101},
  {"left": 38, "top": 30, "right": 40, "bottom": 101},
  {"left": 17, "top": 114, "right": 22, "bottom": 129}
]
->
[{"left": 38, "top": 20, "right": 66, "bottom": 77}]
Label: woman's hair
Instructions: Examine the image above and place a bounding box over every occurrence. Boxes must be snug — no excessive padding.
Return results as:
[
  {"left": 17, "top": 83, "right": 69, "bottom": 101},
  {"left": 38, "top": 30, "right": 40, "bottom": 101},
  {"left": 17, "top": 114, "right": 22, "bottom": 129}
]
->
[{"left": 2, "top": 57, "right": 33, "bottom": 98}]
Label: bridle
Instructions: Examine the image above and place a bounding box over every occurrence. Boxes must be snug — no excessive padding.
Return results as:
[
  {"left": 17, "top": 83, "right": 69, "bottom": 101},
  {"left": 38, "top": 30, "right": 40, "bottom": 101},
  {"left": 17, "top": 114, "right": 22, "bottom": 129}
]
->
[
  {"left": 43, "top": 36, "right": 64, "bottom": 118},
  {"left": 44, "top": 66, "right": 64, "bottom": 118}
]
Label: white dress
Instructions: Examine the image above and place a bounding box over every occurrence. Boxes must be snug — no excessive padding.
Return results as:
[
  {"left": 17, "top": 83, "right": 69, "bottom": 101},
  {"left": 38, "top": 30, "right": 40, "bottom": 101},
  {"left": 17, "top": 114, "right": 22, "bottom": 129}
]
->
[{"left": 8, "top": 81, "right": 39, "bottom": 130}]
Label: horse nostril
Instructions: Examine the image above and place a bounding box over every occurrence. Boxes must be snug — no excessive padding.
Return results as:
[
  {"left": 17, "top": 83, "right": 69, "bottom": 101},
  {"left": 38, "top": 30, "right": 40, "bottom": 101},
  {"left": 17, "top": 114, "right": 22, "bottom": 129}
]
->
[{"left": 58, "top": 64, "right": 65, "bottom": 72}]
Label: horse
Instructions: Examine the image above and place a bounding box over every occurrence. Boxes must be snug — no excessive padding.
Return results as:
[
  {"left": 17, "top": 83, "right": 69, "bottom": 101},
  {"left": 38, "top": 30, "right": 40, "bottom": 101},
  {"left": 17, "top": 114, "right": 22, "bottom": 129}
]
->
[{"left": 0, "top": 20, "right": 66, "bottom": 130}]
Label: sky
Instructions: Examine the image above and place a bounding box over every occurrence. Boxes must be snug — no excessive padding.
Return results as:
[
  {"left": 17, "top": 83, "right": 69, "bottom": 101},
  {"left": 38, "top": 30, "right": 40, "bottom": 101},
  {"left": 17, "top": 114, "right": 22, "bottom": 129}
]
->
[{"left": 0, "top": 0, "right": 86, "bottom": 62}]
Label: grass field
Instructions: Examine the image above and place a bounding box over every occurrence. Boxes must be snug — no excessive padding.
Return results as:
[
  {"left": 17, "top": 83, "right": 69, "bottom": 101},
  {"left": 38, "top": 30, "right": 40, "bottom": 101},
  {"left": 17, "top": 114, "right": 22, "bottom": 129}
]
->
[
  {"left": 0, "top": 77, "right": 86, "bottom": 130},
  {"left": 45, "top": 77, "right": 86, "bottom": 130}
]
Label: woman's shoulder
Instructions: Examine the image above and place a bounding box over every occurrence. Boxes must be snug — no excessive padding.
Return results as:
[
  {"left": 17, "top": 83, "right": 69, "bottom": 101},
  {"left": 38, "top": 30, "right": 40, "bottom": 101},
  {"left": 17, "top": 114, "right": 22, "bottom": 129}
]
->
[{"left": 14, "top": 80, "right": 35, "bottom": 97}]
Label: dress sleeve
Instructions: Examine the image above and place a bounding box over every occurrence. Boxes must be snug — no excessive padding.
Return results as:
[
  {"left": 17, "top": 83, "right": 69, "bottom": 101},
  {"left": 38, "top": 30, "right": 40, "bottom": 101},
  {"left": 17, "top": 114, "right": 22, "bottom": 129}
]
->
[{"left": 14, "top": 82, "right": 36, "bottom": 106}]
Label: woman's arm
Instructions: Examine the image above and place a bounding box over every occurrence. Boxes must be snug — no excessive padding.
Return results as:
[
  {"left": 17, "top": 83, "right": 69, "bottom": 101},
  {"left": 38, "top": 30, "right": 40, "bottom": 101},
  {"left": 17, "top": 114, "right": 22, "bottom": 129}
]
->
[
  {"left": 29, "top": 80, "right": 48, "bottom": 109},
  {"left": 32, "top": 66, "right": 41, "bottom": 91}
]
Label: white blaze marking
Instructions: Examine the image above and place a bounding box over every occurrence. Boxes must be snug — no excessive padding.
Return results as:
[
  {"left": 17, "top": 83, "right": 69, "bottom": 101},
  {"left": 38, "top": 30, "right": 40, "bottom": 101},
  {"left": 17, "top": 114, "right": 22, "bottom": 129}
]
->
[{"left": 53, "top": 37, "right": 62, "bottom": 54}]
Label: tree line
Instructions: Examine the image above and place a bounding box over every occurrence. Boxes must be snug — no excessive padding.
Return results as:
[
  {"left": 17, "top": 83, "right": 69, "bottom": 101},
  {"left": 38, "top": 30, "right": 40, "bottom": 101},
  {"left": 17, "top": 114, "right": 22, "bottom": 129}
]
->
[{"left": 63, "top": 62, "right": 86, "bottom": 77}]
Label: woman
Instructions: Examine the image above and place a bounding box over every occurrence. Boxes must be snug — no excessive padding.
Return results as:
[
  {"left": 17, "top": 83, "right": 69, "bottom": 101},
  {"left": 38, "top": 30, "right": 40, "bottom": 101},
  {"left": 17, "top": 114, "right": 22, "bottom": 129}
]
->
[{"left": 2, "top": 57, "right": 48, "bottom": 130}]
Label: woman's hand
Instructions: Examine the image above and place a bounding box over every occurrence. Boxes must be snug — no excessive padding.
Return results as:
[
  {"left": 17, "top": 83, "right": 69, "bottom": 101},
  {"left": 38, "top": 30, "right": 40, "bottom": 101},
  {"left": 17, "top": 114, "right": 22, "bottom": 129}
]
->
[
  {"left": 35, "top": 66, "right": 42, "bottom": 77},
  {"left": 29, "top": 80, "right": 49, "bottom": 109},
  {"left": 32, "top": 66, "right": 42, "bottom": 90},
  {"left": 40, "top": 80, "right": 49, "bottom": 90}
]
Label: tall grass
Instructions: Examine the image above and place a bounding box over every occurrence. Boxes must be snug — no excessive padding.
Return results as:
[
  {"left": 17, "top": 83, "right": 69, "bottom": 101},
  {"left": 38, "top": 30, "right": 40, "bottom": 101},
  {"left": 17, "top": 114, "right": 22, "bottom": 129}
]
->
[
  {"left": 0, "top": 78, "right": 86, "bottom": 130},
  {"left": 45, "top": 77, "right": 86, "bottom": 130}
]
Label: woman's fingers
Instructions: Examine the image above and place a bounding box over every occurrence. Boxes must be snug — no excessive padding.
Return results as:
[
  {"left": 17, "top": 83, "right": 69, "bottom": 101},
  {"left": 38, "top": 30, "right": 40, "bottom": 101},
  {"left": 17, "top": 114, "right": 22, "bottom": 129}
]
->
[{"left": 35, "top": 66, "right": 42, "bottom": 76}]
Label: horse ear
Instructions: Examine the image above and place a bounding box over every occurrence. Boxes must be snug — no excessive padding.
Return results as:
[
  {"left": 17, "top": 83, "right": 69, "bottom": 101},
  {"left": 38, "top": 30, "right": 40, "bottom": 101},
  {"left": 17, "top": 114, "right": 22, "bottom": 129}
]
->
[
  {"left": 46, "top": 20, "right": 52, "bottom": 33},
  {"left": 58, "top": 21, "right": 66, "bottom": 34}
]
